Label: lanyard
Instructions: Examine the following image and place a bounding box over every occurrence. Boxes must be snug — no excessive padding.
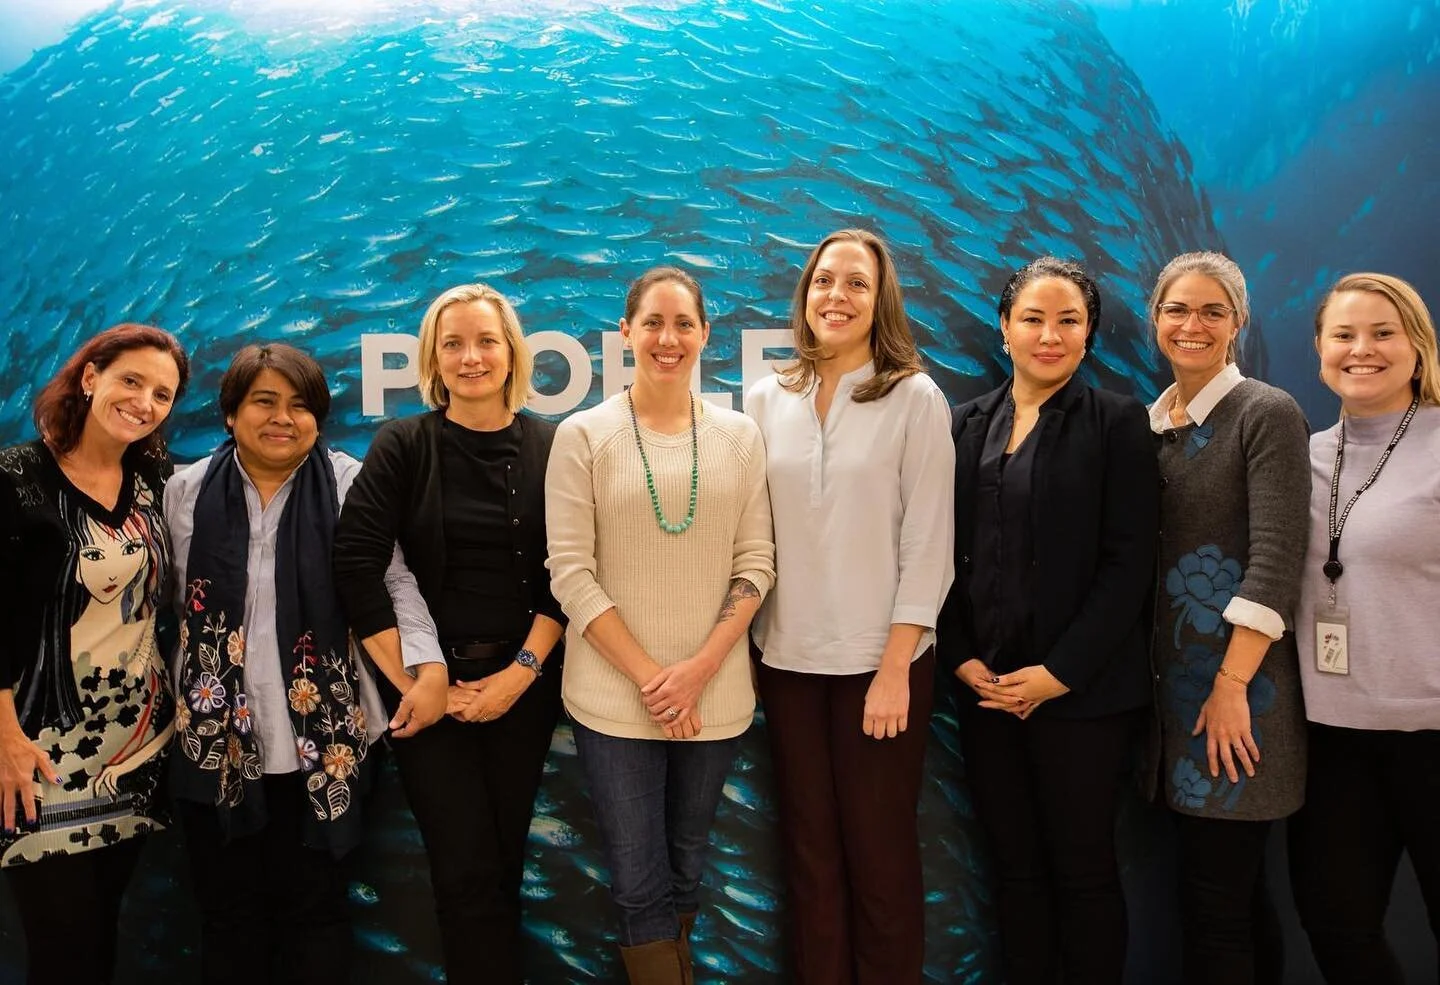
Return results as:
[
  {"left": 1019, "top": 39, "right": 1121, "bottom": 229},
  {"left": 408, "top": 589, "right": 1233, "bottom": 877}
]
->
[{"left": 1325, "top": 398, "right": 1418, "bottom": 588}]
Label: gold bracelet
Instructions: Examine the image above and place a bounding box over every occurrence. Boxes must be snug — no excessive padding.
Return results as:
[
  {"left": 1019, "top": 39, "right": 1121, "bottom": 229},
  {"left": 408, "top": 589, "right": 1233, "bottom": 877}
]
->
[{"left": 1216, "top": 664, "right": 1251, "bottom": 687}]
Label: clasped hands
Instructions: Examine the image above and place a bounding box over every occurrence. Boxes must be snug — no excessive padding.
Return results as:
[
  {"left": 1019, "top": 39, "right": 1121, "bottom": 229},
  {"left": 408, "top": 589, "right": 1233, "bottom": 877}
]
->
[
  {"left": 956, "top": 659, "right": 1070, "bottom": 719},
  {"left": 446, "top": 662, "right": 536, "bottom": 724},
  {"left": 388, "top": 659, "right": 537, "bottom": 737},
  {"left": 640, "top": 655, "right": 715, "bottom": 740}
]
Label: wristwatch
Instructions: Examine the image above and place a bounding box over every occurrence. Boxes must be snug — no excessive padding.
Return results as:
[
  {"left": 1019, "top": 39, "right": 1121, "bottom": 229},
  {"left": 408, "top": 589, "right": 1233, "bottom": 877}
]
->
[{"left": 514, "top": 648, "right": 543, "bottom": 678}]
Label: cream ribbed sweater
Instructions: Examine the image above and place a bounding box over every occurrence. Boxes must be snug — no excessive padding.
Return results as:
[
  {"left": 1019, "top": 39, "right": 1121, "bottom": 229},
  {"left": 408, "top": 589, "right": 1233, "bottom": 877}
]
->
[{"left": 545, "top": 395, "right": 776, "bottom": 740}]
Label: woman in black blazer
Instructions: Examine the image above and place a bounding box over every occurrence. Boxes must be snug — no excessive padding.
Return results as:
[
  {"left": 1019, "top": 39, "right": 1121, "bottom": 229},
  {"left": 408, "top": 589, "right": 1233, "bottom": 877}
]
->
[
  {"left": 938, "top": 257, "right": 1158, "bottom": 985},
  {"left": 332, "top": 283, "right": 563, "bottom": 985}
]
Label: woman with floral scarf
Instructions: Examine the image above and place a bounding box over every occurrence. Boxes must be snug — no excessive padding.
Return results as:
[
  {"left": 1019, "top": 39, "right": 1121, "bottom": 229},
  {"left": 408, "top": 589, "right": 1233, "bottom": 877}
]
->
[{"left": 166, "top": 343, "right": 443, "bottom": 985}]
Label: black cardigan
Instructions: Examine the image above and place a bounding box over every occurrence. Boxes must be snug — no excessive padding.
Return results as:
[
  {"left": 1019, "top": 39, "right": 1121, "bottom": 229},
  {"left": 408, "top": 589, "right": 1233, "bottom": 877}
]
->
[
  {"left": 333, "top": 410, "right": 563, "bottom": 644},
  {"left": 937, "top": 377, "right": 1160, "bottom": 720}
]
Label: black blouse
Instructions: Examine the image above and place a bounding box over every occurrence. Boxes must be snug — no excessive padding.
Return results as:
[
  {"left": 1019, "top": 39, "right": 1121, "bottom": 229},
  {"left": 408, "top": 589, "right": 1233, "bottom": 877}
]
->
[
  {"left": 438, "top": 417, "right": 527, "bottom": 643},
  {"left": 333, "top": 410, "right": 564, "bottom": 654},
  {"left": 968, "top": 394, "right": 1043, "bottom": 674}
]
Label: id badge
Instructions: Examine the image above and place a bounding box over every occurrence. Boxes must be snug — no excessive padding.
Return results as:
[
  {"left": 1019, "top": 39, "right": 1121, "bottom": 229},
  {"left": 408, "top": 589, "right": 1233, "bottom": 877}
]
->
[{"left": 1315, "top": 605, "right": 1350, "bottom": 675}]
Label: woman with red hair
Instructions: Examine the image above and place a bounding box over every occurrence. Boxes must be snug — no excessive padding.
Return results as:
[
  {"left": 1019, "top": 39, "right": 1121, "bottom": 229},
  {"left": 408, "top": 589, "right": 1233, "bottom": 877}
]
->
[{"left": 0, "top": 323, "right": 189, "bottom": 984}]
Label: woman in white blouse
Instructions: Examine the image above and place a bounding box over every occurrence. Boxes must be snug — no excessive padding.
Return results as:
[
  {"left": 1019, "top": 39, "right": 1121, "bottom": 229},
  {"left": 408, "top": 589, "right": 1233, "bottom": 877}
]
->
[{"left": 746, "top": 228, "right": 955, "bottom": 985}]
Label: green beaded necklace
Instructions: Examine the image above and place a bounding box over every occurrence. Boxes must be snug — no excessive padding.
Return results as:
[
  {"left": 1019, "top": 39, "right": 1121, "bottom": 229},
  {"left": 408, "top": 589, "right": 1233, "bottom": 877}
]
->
[{"left": 626, "top": 385, "right": 698, "bottom": 535}]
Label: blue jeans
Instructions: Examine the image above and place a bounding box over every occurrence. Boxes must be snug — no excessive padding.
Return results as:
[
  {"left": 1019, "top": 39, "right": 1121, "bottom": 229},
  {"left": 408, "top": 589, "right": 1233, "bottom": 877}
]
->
[{"left": 573, "top": 720, "right": 741, "bottom": 946}]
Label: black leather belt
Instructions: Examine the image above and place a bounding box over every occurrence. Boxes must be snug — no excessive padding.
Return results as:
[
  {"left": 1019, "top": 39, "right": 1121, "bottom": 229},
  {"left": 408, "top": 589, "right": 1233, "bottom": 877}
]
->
[{"left": 445, "top": 641, "right": 517, "bottom": 682}]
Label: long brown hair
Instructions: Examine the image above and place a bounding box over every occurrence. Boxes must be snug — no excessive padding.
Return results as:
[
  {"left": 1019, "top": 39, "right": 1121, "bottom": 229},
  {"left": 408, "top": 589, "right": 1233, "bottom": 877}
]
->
[
  {"left": 779, "top": 228, "right": 922, "bottom": 403},
  {"left": 33, "top": 323, "right": 190, "bottom": 457}
]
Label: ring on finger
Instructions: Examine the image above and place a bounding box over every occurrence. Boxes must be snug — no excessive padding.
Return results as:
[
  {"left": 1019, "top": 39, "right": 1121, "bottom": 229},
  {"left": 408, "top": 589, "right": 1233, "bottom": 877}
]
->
[{"left": 666, "top": 708, "right": 679, "bottom": 720}]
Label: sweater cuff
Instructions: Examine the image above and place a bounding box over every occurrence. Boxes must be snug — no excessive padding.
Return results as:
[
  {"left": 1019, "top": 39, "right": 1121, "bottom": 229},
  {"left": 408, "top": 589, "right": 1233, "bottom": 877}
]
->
[
  {"left": 1224, "top": 596, "right": 1285, "bottom": 642},
  {"left": 733, "top": 569, "right": 775, "bottom": 601},
  {"left": 564, "top": 585, "right": 619, "bottom": 638},
  {"left": 346, "top": 591, "right": 400, "bottom": 641}
]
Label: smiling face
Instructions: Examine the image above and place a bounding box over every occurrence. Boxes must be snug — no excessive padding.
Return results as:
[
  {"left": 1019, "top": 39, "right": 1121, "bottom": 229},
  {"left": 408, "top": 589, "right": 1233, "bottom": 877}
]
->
[
  {"left": 1001, "top": 276, "right": 1089, "bottom": 395},
  {"left": 1317, "top": 289, "right": 1420, "bottom": 417},
  {"left": 620, "top": 278, "right": 710, "bottom": 387},
  {"left": 75, "top": 517, "right": 148, "bottom": 606},
  {"left": 1155, "top": 273, "right": 1241, "bottom": 386},
  {"left": 80, "top": 347, "right": 180, "bottom": 453},
  {"left": 226, "top": 368, "right": 319, "bottom": 477},
  {"left": 436, "top": 299, "right": 512, "bottom": 411},
  {"left": 804, "top": 239, "right": 878, "bottom": 370}
]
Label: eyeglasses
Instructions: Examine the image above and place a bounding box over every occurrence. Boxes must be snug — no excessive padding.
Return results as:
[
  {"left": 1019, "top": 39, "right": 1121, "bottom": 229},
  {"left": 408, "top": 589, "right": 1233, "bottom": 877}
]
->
[{"left": 1156, "top": 302, "right": 1235, "bottom": 328}]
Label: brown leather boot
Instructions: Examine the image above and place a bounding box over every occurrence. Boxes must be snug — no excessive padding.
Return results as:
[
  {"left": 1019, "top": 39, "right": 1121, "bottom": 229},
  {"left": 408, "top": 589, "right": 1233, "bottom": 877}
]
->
[
  {"left": 618, "top": 939, "right": 686, "bottom": 985},
  {"left": 677, "top": 911, "right": 698, "bottom": 985}
]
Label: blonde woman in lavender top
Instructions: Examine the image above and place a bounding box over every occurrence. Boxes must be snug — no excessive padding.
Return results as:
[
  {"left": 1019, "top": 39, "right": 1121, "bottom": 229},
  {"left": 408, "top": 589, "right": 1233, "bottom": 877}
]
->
[{"left": 1289, "top": 273, "right": 1440, "bottom": 985}]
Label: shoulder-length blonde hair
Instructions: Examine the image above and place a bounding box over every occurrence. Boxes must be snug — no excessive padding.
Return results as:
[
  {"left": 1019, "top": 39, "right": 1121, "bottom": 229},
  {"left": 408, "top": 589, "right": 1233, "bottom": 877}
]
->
[
  {"left": 779, "top": 228, "right": 922, "bottom": 403},
  {"left": 1315, "top": 272, "right": 1440, "bottom": 407},
  {"left": 416, "top": 283, "right": 533, "bottom": 414}
]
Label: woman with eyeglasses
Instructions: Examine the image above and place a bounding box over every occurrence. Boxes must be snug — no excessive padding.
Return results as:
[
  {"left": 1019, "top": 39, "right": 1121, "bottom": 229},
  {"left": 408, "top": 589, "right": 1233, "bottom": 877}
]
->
[{"left": 1149, "top": 252, "right": 1310, "bottom": 985}]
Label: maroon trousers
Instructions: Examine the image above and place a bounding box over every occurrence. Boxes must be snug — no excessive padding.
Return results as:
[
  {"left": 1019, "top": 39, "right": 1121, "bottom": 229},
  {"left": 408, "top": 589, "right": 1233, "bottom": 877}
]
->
[{"left": 757, "top": 648, "right": 935, "bottom": 985}]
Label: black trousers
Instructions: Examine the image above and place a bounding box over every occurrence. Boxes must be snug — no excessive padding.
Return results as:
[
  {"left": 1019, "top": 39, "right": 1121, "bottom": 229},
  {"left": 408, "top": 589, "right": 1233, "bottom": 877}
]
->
[
  {"left": 387, "top": 665, "right": 561, "bottom": 985},
  {"left": 956, "top": 696, "right": 1140, "bottom": 985},
  {"left": 1174, "top": 813, "right": 1283, "bottom": 985},
  {"left": 3, "top": 836, "right": 145, "bottom": 985},
  {"left": 1288, "top": 723, "right": 1440, "bottom": 985},
  {"left": 176, "top": 772, "right": 352, "bottom": 985}
]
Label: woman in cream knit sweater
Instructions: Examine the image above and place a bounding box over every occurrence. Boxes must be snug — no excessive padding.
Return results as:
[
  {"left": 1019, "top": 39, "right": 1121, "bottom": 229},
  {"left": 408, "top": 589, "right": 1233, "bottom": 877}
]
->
[{"left": 545, "top": 266, "right": 775, "bottom": 985}]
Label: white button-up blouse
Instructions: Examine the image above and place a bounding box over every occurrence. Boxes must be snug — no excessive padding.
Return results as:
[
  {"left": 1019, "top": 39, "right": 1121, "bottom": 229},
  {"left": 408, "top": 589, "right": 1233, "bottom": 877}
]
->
[{"left": 746, "top": 362, "right": 955, "bottom": 675}]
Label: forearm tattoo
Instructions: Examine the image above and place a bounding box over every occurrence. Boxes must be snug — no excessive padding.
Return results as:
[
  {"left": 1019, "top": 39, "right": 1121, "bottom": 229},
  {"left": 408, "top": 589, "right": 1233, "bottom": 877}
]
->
[{"left": 717, "top": 578, "right": 761, "bottom": 622}]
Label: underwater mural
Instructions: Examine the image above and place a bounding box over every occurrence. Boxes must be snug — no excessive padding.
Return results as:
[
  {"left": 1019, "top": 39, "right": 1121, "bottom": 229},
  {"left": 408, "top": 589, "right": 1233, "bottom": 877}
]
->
[{"left": 0, "top": 0, "right": 1436, "bottom": 981}]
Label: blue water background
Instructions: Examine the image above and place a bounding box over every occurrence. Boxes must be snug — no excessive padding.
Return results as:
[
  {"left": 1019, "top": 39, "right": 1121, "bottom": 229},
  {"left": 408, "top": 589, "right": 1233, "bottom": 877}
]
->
[
  {"left": 0, "top": 0, "right": 1436, "bottom": 982},
  {"left": 1095, "top": 0, "right": 1440, "bottom": 426},
  {"left": 0, "top": 0, "right": 1223, "bottom": 465}
]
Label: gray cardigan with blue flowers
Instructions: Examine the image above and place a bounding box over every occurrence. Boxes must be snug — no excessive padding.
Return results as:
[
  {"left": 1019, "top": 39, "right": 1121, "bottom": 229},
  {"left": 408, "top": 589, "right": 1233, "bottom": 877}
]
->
[{"left": 1154, "top": 378, "right": 1310, "bottom": 821}]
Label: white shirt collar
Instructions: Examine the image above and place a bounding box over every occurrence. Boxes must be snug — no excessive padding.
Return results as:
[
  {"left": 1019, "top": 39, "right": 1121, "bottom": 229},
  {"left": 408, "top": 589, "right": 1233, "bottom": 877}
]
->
[{"left": 1148, "top": 363, "right": 1245, "bottom": 432}]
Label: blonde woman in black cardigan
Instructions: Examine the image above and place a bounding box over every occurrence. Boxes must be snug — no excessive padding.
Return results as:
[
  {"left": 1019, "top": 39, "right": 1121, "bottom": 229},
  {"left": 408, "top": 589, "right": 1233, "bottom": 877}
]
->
[{"left": 334, "top": 283, "right": 563, "bottom": 985}]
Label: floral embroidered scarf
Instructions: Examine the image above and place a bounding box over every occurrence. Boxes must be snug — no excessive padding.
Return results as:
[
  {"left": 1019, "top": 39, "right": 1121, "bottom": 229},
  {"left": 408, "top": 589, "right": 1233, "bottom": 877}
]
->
[{"left": 172, "top": 439, "right": 369, "bottom": 857}]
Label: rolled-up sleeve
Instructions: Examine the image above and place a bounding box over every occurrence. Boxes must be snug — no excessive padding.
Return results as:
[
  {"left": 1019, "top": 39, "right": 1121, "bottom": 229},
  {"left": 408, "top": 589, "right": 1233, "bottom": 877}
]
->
[
  {"left": 545, "top": 418, "right": 617, "bottom": 636},
  {"left": 891, "top": 383, "right": 956, "bottom": 628},
  {"left": 730, "top": 422, "right": 776, "bottom": 598},
  {"left": 1232, "top": 392, "right": 1312, "bottom": 629}
]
